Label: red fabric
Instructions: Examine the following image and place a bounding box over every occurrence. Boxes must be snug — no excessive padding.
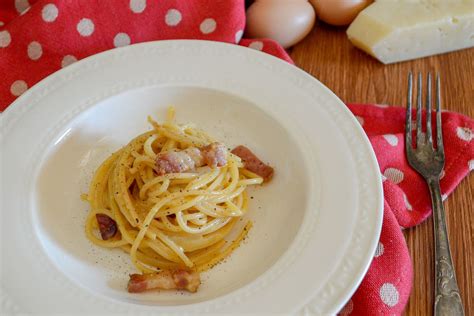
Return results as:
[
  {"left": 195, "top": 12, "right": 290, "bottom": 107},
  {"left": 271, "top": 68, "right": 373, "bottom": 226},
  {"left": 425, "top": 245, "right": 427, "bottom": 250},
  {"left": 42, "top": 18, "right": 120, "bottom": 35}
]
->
[
  {"left": 341, "top": 105, "right": 474, "bottom": 315},
  {"left": 0, "top": 0, "right": 291, "bottom": 110},
  {"left": 1, "top": 1, "right": 473, "bottom": 314}
]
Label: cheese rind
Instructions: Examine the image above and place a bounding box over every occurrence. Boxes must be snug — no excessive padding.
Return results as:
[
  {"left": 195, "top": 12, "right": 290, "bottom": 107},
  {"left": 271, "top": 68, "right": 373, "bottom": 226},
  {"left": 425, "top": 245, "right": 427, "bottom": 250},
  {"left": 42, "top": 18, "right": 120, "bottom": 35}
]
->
[{"left": 347, "top": 1, "right": 474, "bottom": 64}]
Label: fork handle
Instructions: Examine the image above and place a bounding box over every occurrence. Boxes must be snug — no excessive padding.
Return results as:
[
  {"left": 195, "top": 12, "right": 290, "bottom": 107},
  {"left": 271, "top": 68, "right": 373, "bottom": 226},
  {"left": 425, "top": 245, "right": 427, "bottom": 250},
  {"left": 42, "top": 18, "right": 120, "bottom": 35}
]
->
[{"left": 428, "top": 179, "right": 464, "bottom": 316}]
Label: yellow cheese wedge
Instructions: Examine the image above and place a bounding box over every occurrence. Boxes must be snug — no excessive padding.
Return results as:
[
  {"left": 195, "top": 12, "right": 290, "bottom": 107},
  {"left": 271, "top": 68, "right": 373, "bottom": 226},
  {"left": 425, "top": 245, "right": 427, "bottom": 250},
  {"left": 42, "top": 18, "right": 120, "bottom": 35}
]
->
[{"left": 346, "top": 0, "right": 474, "bottom": 64}]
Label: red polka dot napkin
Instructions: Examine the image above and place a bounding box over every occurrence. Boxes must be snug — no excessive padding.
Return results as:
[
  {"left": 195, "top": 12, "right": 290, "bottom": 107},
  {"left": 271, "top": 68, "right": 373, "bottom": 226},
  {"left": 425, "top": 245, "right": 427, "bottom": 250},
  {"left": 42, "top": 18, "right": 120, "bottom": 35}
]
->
[
  {"left": 0, "top": 0, "right": 291, "bottom": 109},
  {"left": 344, "top": 105, "right": 473, "bottom": 315},
  {"left": 1, "top": 1, "right": 473, "bottom": 315}
]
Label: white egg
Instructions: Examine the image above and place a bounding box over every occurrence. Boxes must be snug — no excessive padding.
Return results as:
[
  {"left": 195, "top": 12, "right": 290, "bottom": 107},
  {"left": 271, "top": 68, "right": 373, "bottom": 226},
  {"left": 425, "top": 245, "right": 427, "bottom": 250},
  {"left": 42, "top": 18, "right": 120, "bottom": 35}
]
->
[
  {"left": 246, "top": 0, "right": 316, "bottom": 48},
  {"left": 310, "top": 0, "right": 372, "bottom": 26}
]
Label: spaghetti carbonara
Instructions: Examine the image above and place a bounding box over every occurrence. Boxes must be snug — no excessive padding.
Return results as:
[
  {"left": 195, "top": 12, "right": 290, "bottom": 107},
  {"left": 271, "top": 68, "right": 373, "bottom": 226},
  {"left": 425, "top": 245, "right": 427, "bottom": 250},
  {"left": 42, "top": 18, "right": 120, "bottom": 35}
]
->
[{"left": 83, "top": 107, "right": 273, "bottom": 292}]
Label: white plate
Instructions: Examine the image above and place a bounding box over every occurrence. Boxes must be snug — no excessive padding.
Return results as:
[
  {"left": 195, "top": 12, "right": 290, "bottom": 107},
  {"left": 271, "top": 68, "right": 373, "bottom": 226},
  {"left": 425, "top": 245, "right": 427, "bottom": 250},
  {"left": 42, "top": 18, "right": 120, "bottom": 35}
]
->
[{"left": 1, "top": 40, "right": 383, "bottom": 315}]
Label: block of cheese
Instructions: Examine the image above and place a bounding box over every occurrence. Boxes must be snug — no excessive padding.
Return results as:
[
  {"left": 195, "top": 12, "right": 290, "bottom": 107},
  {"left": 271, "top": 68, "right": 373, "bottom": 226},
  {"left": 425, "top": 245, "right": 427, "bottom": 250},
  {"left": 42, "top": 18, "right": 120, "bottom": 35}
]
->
[{"left": 346, "top": 0, "right": 474, "bottom": 64}]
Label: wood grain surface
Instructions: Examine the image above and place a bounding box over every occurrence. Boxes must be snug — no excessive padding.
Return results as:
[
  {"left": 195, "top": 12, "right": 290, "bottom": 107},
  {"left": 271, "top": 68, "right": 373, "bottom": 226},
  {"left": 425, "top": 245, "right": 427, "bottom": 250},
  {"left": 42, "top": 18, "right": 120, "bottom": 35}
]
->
[{"left": 290, "top": 23, "right": 474, "bottom": 315}]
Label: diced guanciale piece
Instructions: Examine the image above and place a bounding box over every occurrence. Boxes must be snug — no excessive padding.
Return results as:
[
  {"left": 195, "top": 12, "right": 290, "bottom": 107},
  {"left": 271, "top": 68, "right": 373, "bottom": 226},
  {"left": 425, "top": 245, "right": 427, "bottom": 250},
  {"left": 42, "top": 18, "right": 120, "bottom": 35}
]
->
[
  {"left": 96, "top": 214, "right": 117, "bottom": 240},
  {"left": 200, "top": 142, "right": 227, "bottom": 168},
  {"left": 156, "top": 142, "right": 227, "bottom": 175},
  {"left": 231, "top": 145, "right": 274, "bottom": 182},
  {"left": 128, "top": 270, "right": 201, "bottom": 293}
]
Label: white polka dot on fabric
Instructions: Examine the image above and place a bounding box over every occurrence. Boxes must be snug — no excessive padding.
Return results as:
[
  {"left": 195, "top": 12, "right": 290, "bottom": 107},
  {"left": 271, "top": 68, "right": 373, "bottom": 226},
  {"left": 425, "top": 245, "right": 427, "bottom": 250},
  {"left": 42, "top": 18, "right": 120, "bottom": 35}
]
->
[
  {"left": 61, "top": 55, "right": 77, "bottom": 68},
  {"left": 235, "top": 29, "right": 244, "bottom": 43},
  {"left": 249, "top": 41, "right": 264, "bottom": 51},
  {"left": 27, "top": 41, "right": 42, "bottom": 60},
  {"left": 403, "top": 193, "right": 413, "bottom": 211},
  {"left": 456, "top": 126, "right": 473, "bottom": 142},
  {"left": 113, "top": 33, "right": 131, "bottom": 47},
  {"left": 165, "top": 9, "right": 182, "bottom": 26},
  {"left": 77, "top": 18, "right": 94, "bottom": 37},
  {"left": 383, "top": 168, "right": 404, "bottom": 184},
  {"left": 15, "top": 0, "right": 30, "bottom": 14},
  {"left": 383, "top": 134, "right": 398, "bottom": 146},
  {"left": 355, "top": 115, "right": 364, "bottom": 126},
  {"left": 374, "top": 242, "right": 384, "bottom": 257},
  {"left": 0, "top": 21, "right": 4, "bottom": 27},
  {"left": 380, "top": 283, "right": 399, "bottom": 307},
  {"left": 374, "top": 104, "right": 389, "bottom": 108},
  {"left": 42, "top": 3, "right": 59, "bottom": 22},
  {"left": 339, "top": 299, "right": 354, "bottom": 316},
  {"left": 469, "top": 159, "right": 474, "bottom": 171},
  {"left": 442, "top": 194, "right": 448, "bottom": 201},
  {"left": 130, "top": 0, "right": 146, "bottom": 13},
  {"left": 10, "top": 80, "right": 28, "bottom": 96},
  {"left": 0, "top": 30, "right": 11, "bottom": 48},
  {"left": 200, "top": 18, "right": 216, "bottom": 34}
]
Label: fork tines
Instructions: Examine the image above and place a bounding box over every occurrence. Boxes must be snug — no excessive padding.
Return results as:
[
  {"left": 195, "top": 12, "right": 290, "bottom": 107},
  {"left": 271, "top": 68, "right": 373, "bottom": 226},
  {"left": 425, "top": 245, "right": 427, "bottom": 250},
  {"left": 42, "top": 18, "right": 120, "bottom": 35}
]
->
[{"left": 405, "top": 72, "right": 444, "bottom": 153}]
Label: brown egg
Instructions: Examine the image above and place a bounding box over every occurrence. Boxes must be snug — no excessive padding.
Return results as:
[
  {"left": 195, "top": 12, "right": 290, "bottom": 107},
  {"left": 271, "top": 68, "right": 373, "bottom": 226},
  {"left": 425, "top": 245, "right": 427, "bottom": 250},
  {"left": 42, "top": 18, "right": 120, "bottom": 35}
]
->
[
  {"left": 310, "top": 0, "right": 372, "bottom": 26},
  {"left": 246, "top": 0, "right": 316, "bottom": 48}
]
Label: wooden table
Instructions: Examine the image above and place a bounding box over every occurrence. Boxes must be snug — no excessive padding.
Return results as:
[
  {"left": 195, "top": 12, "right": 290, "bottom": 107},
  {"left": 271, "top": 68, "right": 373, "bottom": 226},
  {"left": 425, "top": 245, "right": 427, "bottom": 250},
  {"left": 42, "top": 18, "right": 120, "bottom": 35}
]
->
[{"left": 290, "top": 24, "right": 474, "bottom": 315}]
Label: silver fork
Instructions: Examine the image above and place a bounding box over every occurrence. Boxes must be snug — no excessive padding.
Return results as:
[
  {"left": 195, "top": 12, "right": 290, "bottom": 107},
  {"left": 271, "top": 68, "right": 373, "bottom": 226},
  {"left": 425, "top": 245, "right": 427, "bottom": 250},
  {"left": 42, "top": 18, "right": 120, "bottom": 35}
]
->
[{"left": 405, "top": 72, "right": 464, "bottom": 316}]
